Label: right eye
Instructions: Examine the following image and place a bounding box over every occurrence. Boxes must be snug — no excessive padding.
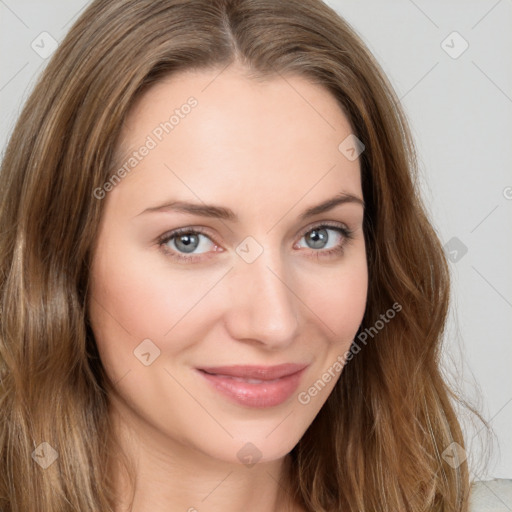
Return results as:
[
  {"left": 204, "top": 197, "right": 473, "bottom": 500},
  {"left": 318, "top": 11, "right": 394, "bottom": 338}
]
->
[{"left": 157, "top": 227, "right": 222, "bottom": 263}]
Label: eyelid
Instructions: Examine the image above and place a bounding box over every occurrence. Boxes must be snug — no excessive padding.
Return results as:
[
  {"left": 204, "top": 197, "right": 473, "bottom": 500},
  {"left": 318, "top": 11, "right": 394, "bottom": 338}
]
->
[
  {"left": 156, "top": 225, "right": 218, "bottom": 250},
  {"left": 157, "top": 221, "right": 349, "bottom": 246},
  {"left": 296, "top": 219, "right": 348, "bottom": 237}
]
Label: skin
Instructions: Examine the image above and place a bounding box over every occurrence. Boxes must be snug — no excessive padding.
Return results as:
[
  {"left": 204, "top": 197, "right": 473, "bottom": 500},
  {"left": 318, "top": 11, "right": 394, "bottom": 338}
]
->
[{"left": 88, "top": 62, "right": 368, "bottom": 512}]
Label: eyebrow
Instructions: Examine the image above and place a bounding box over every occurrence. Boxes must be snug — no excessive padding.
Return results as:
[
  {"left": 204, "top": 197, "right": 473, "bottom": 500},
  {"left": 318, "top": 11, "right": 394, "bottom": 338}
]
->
[{"left": 136, "top": 192, "right": 365, "bottom": 221}]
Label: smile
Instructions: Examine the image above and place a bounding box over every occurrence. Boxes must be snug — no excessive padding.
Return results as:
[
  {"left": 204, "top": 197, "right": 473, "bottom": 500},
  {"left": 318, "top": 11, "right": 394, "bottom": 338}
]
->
[{"left": 196, "top": 363, "right": 308, "bottom": 408}]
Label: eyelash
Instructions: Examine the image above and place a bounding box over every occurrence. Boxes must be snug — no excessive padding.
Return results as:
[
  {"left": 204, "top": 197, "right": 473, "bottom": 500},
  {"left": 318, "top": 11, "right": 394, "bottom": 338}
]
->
[{"left": 157, "top": 223, "right": 354, "bottom": 264}]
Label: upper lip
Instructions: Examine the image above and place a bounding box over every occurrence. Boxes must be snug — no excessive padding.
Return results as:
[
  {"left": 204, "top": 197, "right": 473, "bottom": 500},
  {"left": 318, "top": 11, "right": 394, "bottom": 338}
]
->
[{"left": 197, "top": 363, "right": 308, "bottom": 380}]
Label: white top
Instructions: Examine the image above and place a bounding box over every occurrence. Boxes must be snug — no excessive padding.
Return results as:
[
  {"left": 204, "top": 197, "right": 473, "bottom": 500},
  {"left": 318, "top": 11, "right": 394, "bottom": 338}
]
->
[{"left": 470, "top": 479, "right": 512, "bottom": 511}]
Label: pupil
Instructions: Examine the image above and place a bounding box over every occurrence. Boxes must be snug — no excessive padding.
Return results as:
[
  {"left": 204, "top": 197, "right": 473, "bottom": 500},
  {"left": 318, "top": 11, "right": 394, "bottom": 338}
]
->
[
  {"left": 177, "top": 233, "right": 198, "bottom": 253},
  {"left": 309, "top": 229, "right": 326, "bottom": 249}
]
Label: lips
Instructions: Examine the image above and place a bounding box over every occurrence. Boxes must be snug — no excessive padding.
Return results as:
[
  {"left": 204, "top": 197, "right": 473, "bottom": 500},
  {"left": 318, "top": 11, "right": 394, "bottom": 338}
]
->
[
  {"left": 196, "top": 363, "right": 309, "bottom": 408},
  {"left": 198, "top": 363, "right": 308, "bottom": 380}
]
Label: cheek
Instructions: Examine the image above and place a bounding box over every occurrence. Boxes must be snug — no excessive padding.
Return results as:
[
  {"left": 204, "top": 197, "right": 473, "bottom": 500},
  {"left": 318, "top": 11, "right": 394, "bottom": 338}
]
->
[
  {"left": 302, "top": 253, "right": 368, "bottom": 344},
  {"left": 328, "top": 267, "right": 367, "bottom": 335},
  {"left": 88, "top": 236, "right": 222, "bottom": 382},
  {"left": 89, "top": 239, "right": 197, "bottom": 339},
  {"left": 293, "top": 262, "right": 367, "bottom": 410},
  {"left": 87, "top": 239, "right": 177, "bottom": 379}
]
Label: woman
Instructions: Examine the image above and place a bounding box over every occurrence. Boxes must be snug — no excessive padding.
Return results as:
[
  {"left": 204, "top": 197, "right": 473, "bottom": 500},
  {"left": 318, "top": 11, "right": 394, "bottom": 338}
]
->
[{"left": 0, "top": 0, "right": 484, "bottom": 510}]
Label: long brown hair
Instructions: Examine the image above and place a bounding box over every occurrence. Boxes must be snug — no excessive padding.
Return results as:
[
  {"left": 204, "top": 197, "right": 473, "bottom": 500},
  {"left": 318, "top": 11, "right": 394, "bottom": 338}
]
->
[{"left": 0, "top": 0, "right": 484, "bottom": 510}]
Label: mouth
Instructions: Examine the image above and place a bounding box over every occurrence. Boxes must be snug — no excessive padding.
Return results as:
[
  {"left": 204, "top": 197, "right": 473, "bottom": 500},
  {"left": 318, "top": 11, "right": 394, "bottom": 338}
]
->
[{"left": 196, "top": 363, "right": 309, "bottom": 408}]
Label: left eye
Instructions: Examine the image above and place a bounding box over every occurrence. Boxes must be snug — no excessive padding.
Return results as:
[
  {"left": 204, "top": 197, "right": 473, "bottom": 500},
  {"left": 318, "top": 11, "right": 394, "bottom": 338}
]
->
[{"left": 296, "top": 225, "right": 345, "bottom": 251}]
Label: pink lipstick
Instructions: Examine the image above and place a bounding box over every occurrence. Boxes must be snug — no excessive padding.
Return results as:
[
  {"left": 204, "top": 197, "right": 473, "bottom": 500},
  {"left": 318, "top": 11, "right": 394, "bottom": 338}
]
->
[{"left": 196, "top": 363, "right": 308, "bottom": 408}]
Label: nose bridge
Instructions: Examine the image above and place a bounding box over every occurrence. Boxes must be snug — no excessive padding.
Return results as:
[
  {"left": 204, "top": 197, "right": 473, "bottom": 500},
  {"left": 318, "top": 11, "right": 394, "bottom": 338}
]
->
[{"left": 225, "top": 243, "right": 299, "bottom": 346}]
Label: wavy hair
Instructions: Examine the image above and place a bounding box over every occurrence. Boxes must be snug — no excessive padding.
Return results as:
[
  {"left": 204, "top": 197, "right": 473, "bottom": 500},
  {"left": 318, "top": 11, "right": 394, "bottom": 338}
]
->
[{"left": 0, "top": 0, "right": 483, "bottom": 510}]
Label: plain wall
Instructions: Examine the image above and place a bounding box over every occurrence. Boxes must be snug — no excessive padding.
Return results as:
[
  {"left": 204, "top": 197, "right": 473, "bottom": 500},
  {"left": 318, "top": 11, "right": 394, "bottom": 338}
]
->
[{"left": 1, "top": 0, "right": 511, "bottom": 480}]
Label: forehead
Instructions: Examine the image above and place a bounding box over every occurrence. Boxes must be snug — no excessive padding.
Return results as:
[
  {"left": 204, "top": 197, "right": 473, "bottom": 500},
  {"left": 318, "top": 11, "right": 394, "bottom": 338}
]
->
[{"left": 109, "top": 65, "right": 362, "bottom": 219}]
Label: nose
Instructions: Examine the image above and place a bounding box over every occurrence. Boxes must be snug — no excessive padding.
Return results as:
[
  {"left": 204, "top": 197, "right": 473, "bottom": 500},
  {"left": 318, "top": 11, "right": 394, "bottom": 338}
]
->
[{"left": 223, "top": 250, "right": 300, "bottom": 350}]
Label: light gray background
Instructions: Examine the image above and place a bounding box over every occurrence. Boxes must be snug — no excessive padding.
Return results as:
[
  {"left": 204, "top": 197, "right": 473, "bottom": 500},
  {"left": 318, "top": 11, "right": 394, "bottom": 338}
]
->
[{"left": 1, "top": 0, "right": 511, "bottom": 485}]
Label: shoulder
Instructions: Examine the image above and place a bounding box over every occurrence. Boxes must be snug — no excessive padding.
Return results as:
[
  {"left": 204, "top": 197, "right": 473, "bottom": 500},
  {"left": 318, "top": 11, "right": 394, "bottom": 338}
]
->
[{"left": 469, "top": 479, "right": 512, "bottom": 511}]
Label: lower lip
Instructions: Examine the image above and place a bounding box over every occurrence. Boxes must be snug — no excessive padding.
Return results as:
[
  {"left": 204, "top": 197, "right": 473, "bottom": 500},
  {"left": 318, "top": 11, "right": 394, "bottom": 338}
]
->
[{"left": 197, "top": 368, "right": 306, "bottom": 408}]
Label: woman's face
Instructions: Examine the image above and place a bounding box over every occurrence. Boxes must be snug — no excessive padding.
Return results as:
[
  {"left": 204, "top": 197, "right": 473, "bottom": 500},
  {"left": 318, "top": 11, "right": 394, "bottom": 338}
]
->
[{"left": 89, "top": 64, "right": 368, "bottom": 465}]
